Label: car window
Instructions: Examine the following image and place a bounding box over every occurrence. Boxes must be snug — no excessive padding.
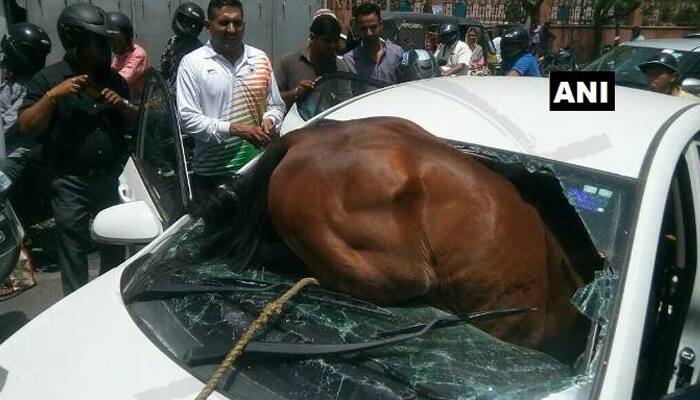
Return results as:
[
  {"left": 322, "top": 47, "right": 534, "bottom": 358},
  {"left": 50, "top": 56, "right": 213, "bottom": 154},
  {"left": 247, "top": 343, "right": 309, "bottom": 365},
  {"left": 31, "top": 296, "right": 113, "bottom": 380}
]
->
[
  {"left": 135, "top": 71, "right": 188, "bottom": 226},
  {"left": 583, "top": 46, "right": 700, "bottom": 92},
  {"left": 296, "top": 72, "right": 391, "bottom": 121}
]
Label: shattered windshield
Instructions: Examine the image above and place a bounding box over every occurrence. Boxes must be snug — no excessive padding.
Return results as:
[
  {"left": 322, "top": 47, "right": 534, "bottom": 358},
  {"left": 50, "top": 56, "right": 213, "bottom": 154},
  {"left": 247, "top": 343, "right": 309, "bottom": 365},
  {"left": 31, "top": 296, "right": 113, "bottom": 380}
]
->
[{"left": 122, "top": 146, "right": 635, "bottom": 400}]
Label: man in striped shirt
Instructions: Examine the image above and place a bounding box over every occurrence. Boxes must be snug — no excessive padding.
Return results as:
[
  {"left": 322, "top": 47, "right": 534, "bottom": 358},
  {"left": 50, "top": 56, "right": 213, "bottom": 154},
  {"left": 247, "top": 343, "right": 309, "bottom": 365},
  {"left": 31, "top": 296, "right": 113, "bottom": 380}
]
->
[{"left": 177, "top": 0, "right": 284, "bottom": 195}]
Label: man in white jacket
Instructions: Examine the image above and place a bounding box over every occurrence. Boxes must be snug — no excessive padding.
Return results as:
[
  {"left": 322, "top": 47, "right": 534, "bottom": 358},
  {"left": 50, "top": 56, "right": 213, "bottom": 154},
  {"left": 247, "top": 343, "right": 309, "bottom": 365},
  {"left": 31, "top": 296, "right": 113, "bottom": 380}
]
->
[{"left": 177, "top": 0, "right": 285, "bottom": 196}]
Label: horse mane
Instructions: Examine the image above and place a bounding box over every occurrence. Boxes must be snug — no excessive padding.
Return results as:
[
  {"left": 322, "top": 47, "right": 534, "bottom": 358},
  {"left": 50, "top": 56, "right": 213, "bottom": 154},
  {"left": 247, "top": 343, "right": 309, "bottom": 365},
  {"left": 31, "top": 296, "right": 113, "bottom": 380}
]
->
[{"left": 193, "top": 135, "right": 293, "bottom": 265}]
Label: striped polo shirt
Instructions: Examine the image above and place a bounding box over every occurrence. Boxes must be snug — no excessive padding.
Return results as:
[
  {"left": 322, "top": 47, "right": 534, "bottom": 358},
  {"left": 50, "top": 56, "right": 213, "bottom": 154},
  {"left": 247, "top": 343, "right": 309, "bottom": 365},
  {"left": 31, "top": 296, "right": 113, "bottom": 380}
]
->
[{"left": 177, "top": 42, "right": 285, "bottom": 176}]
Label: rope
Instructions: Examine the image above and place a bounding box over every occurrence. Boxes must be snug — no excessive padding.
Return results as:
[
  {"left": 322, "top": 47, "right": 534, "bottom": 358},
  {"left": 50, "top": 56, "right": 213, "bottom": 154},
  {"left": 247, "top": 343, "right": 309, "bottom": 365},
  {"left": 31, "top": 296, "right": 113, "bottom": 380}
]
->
[{"left": 194, "top": 277, "right": 320, "bottom": 400}]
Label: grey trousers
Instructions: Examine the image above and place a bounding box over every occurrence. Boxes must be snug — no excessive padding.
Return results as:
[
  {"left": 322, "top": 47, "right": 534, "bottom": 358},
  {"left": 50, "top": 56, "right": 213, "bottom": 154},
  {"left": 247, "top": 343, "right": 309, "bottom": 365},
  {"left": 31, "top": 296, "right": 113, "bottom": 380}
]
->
[{"left": 51, "top": 172, "right": 124, "bottom": 295}]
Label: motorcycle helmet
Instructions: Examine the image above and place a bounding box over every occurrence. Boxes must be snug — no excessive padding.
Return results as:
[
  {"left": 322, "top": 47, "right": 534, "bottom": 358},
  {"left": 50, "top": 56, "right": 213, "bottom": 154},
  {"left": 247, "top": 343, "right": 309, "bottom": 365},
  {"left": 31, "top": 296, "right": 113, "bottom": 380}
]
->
[
  {"left": 437, "top": 23, "right": 459, "bottom": 46},
  {"left": 107, "top": 12, "right": 134, "bottom": 44},
  {"left": 500, "top": 25, "right": 530, "bottom": 64},
  {"left": 172, "top": 2, "right": 205, "bottom": 38},
  {"left": 396, "top": 49, "right": 440, "bottom": 83},
  {"left": 1, "top": 22, "right": 51, "bottom": 77},
  {"left": 57, "top": 3, "right": 113, "bottom": 49}
]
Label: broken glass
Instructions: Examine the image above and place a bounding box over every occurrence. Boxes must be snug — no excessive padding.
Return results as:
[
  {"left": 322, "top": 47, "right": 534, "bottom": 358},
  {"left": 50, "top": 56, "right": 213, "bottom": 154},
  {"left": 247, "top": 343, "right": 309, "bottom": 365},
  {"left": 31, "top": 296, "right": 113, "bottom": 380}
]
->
[
  {"left": 123, "top": 222, "right": 588, "bottom": 399},
  {"left": 571, "top": 268, "right": 618, "bottom": 328}
]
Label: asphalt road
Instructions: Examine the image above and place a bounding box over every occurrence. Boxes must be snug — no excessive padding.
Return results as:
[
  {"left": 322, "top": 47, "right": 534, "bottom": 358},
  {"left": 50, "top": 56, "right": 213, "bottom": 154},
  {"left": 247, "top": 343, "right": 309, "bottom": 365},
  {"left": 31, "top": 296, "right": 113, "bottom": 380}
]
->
[{"left": 0, "top": 253, "right": 100, "bottom": 344}]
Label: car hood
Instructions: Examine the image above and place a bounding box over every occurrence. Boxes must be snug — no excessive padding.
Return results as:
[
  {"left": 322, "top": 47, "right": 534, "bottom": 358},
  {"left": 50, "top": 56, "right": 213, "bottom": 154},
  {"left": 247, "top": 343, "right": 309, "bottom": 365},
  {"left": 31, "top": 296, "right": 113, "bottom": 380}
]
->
[{"left": 0, "top": 264, "right": 227, "bottom": 400}]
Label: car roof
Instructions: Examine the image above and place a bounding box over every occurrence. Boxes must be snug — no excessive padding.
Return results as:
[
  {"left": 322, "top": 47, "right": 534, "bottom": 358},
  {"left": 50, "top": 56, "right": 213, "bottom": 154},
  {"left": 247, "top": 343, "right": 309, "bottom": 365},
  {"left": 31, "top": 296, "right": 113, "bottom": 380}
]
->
[
  {"left": 318, "top": 77, "right": 699, "bottom": 179},
  {"left": 622, "top": 38, "right": 700, "bottom": 52}
]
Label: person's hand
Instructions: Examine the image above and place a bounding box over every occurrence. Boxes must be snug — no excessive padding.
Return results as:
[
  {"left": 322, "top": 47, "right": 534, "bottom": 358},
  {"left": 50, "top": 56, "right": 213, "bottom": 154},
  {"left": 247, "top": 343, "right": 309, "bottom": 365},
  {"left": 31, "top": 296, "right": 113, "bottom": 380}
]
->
[
  {"left": 260, "top": 118, "right": 275, "bottom": 136},
  {"left": 230, "top": 123, "right": 271, "bottom": 148},
  {"left": 294, "top": 79, "right": 315, "bottom": 98},
  {"left": 101, "top": 88, "right": 125, "bottom": 107},
  {"left": 47, "top": 75, "right": 88, "bottom": 99}
]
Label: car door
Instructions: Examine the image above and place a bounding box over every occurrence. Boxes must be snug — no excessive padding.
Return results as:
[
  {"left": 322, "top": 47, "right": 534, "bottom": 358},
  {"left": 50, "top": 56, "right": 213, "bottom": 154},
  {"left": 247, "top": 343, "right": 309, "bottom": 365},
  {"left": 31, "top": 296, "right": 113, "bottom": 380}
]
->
[
  {"left": 632, "top": 141, "right": 700, "bottom": 399},
  {"left": 118, "top": 69, "right": 192, "bottom": 232}
]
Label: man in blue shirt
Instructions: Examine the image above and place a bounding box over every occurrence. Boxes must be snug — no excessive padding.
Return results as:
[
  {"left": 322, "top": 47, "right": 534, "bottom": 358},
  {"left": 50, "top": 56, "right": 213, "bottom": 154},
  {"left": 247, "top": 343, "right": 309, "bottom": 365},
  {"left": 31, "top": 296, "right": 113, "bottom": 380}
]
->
[{"left": 501, "top": 25, "right": 540, "bottom": 77}]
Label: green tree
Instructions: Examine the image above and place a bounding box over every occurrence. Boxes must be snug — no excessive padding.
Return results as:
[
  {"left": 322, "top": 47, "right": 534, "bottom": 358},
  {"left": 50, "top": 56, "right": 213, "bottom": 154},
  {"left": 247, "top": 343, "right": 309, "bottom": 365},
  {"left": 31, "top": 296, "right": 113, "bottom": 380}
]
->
[
  {"left": 591, "top": 0, "right": 640, "bottom": 59},
  {"left": 506, "top": 0, "right": 527, "bottom": 23},
  {"left": 519, "top": 0, "right": 547, "bottom": 27}
]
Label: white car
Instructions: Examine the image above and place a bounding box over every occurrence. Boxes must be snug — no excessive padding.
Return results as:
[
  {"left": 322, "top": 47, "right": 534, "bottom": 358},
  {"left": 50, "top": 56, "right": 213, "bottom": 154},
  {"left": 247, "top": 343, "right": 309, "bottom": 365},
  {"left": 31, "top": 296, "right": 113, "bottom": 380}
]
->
[{"left": 1, "top": 72, "right": 700, "bottom": 400}]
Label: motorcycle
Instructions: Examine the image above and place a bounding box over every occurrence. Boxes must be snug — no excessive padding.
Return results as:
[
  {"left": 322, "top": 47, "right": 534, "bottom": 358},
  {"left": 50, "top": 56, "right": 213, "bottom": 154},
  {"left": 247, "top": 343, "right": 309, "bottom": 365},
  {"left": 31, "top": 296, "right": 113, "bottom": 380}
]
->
[{"left": 539, "top": 47, "right": 578, "bottom": 77}]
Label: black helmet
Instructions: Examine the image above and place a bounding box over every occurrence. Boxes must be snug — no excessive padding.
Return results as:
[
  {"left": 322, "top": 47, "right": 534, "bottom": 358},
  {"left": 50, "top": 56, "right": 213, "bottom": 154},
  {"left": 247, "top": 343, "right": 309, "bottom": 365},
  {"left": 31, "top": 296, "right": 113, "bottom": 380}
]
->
[
  {"left": 173, "top": 2, "right": 205, "bottom": 37},
  {"left": 1, "top": 22, "right": 51, "bottom": 77},
  {"left": 638, "top": 52, "right": 679, "bottom": 75},
  {"left": 57, "top": 3, "right": 114, "bottom": 49},
  {"left": 107, "top": 12, "right": 134, "bottom": 43},
  {"left": 438, "top": 23, "right": 459, "bottom": 45},
  {"left": 501, "top": 25, "right": 530, "bottom": 64},
  {"left": 396, "top": 49, "right": 439, "bottom": 83}
]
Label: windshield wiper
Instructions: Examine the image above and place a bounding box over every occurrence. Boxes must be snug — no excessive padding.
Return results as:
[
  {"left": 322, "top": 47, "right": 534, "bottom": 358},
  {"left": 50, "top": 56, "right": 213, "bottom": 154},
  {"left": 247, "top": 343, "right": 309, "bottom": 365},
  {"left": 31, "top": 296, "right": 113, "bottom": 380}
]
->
[{"left": 183, "top": 307, "right": 535, "bottom": 366}]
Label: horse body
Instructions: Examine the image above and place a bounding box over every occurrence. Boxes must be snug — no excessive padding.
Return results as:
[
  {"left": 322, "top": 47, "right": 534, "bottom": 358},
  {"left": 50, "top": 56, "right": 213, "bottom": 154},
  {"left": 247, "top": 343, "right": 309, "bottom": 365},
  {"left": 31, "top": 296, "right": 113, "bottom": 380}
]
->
[{"left": 202, "top": 117, "right": 588, "bottom": 362}]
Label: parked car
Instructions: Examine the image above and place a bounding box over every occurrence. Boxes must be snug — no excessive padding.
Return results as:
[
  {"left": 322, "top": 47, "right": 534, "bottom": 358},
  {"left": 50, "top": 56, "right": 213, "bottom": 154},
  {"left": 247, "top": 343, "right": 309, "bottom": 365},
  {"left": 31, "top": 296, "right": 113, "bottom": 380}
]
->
[
  {"left": 2, "top": 71, "right": 700, "bottom": 399},
  {"left": 583, "top": 38, "right": 700, "bottom": 95}
]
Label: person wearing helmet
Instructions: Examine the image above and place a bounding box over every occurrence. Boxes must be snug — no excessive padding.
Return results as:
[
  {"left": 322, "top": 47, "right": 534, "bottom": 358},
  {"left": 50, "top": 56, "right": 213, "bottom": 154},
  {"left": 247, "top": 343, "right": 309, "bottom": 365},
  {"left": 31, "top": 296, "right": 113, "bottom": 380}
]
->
[
  {"left": 0, "top": 23, "right": 51, "bottom": 201},
  {"left": 500, "top": 25, "right": 540, "bottom": 77},
  {"left": 0, "top": 23, "right": 52, "bottom": 296},
  {"left": 18, "top": 3, "right": 139, "bottom": 294},
  {"left": 109, "top": 12, "right": 150, "bottom": 100},
  {"left": 0, "top": 22, "right": 51, "bottom": 161},
  {"left": 159, "top": 2, "right": 205, "bottom": 86},
  {"left": 434, "top": 23, "right": 470, "bottom": 76},
  {"left": 639, "top": 53, "right": 700, "bottom": 101},
  {"left": 275, "top": 14, "right": 349, "bottom": 110},
  {"left": 396, "top": 48, "right": 440, "bottom": 83}
]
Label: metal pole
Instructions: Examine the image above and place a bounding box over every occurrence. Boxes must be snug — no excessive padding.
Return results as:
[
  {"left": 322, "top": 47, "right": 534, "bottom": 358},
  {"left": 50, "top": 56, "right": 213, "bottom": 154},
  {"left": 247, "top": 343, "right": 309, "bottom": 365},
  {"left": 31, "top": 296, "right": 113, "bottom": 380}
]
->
[{"left": 613, "top": 0, "right": 621, "bottom": 46}]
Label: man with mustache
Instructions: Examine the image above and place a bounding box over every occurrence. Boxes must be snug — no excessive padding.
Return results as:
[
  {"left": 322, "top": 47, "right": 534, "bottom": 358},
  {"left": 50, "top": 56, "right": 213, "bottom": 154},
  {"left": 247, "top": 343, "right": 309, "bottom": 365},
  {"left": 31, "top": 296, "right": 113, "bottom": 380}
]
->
[
  {"left": 343, "top": 3, "right": 403, "bottom": 84},
  {"left": 177, "top": 0, "right": 285, "bottom": 199},
  {"left": 17, "top": 3, "right": 137, "bottom": 294},
  {"left": 275, "top": 13, "right": 348, "bottom": 111}
]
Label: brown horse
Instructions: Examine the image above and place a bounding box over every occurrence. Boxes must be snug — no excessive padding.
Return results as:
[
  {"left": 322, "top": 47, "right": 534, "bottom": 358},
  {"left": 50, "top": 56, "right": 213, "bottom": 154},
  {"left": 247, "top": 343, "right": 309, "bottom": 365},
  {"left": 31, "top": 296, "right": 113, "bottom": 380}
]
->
[{"left": 198, "top": 117, "right": 594, "bottom": 363}]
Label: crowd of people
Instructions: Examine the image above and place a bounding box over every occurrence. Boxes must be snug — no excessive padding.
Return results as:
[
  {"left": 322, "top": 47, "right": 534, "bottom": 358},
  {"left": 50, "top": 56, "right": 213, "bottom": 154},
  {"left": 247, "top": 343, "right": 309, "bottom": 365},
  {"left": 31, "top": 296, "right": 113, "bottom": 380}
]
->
[{"left": 0, "top": 0, "right": 696, "bottom": 297}]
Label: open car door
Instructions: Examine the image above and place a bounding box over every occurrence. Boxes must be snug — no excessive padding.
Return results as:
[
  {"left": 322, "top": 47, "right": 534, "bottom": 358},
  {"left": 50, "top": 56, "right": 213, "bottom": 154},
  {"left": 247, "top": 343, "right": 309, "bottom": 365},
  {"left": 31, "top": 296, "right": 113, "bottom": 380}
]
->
[{"left": 93, "top": 70, "right": 192, "bottom": 245}]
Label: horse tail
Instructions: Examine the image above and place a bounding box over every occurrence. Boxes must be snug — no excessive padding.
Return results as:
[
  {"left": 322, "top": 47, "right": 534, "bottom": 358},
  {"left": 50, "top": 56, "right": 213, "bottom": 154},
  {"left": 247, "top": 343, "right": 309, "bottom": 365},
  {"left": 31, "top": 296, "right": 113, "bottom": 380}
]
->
[{"left": 193, "top": 137, "right": 292, "bottom": 265}]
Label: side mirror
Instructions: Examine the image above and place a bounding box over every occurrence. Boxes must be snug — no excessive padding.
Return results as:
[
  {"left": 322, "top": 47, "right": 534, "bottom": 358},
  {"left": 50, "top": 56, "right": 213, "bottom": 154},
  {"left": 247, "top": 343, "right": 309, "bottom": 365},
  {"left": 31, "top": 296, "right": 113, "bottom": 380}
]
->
[
  {"left": 681, "top": 77, "right": 700, "bottom": 95},
  {"left": 91, "top": 201, "right": 162, "bottom": 245}
]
